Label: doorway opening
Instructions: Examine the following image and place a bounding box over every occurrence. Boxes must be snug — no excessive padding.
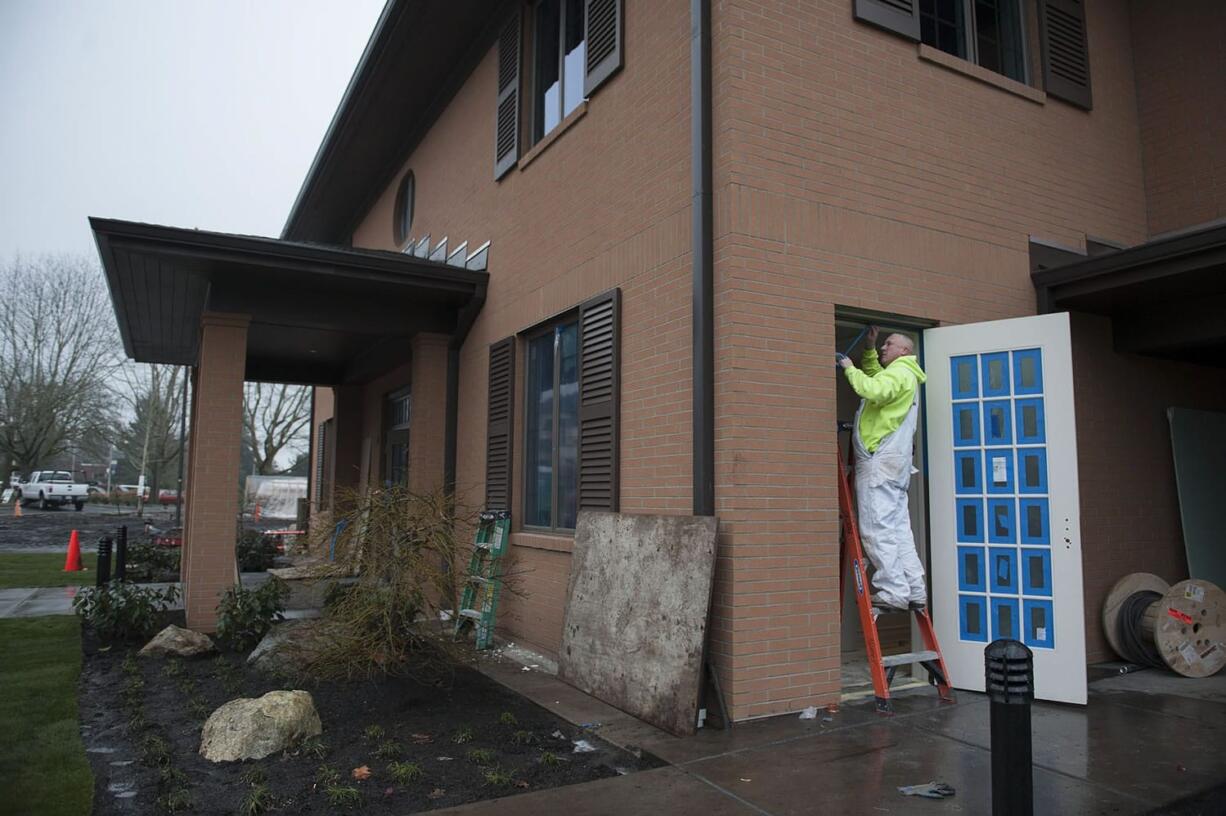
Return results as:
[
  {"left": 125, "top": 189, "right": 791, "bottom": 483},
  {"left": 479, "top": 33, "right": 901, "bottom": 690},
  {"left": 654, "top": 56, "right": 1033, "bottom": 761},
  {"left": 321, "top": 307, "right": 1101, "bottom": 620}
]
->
[{"left": 834, "top": 309, "right": 935, "bottom": 699}]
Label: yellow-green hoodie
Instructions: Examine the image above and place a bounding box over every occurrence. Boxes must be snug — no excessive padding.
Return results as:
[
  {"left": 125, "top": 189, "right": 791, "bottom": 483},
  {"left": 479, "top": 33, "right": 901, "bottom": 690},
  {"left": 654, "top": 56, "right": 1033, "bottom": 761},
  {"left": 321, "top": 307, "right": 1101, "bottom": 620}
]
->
[{"left": 843, "top": 349, "right": 927, "bottom": 452}]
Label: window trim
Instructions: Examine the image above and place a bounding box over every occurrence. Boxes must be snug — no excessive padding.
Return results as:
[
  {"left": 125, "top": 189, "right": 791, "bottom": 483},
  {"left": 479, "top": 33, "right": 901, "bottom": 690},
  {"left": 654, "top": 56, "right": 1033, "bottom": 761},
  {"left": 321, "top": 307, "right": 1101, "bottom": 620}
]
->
[
  {"left": 393, "top": 171, "right": 415, "bottom": 247},
  {"left": 520, "top": 312, "right": 580, "bottom": 534}
]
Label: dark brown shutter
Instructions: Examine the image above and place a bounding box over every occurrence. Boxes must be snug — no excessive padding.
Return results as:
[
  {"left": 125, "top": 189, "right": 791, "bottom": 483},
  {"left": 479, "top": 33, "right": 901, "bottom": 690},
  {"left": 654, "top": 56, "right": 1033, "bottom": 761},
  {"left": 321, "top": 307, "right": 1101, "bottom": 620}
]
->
[
  {"left": 486, "top": 338, "right": 515, "bottom": 511},
  {"left": 494, "top": 12, "right": 521, "bottom": 180},
  {"left": 583, "top": 0, "right": 623, "bottom": 96},
  {"left": 577, "top": 289, "right": 620, "bottom": 512},
  {"left": 853, "top": 0, "right": 920, "bottom": 41},
  {"left": 1038, "top": 0, "right": 1092, "bottom": 110}
]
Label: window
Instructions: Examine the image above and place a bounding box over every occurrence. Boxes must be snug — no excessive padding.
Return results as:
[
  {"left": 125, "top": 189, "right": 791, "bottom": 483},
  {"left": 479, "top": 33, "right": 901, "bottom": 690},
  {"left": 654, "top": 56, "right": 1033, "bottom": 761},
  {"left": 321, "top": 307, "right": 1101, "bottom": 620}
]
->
[
  {"left": 919, "top": 0, "right": 1025, "bottom": 82},
  {"left": 524, "top": 320, "right": 580, "bottom": 530},
  {"left": 384, "top": 389, "right": 410, "bottom": 487},
  {"left": 393, "top": 171, "right": 415, "bottom": 246},
  {"left": 532, "top": 0, "right": 586, "bottom": 142},
  {"left": 493, "top": 1, "right": 623, "bottom": 179}
]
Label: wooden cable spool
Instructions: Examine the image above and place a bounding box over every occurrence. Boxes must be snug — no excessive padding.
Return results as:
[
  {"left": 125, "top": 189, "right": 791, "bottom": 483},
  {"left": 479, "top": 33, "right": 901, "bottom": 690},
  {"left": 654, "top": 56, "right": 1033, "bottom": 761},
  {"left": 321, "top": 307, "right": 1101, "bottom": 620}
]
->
[{"left": 1102, "top": 573, "right": 1226, "bottom": 678}]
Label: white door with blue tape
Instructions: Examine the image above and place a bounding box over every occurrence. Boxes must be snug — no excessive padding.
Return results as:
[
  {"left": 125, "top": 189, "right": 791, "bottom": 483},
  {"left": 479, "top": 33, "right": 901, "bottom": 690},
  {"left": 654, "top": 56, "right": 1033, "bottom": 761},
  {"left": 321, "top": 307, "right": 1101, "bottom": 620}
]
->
[{"left": 924, "top": 312, "right": 1086, "bottom": 705}]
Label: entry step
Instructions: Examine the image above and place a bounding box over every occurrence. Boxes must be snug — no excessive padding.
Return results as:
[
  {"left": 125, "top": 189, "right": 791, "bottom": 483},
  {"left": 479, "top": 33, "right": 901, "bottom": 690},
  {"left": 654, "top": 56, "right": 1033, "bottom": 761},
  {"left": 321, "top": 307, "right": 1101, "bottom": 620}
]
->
[{"left": 881, "top": 650, "right": 940, "bottom": 668}]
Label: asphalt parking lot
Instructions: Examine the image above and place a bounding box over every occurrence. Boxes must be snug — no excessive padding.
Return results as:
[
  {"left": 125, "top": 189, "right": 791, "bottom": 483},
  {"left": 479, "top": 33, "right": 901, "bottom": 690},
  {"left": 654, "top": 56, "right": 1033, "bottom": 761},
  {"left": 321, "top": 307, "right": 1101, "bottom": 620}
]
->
[{"left": 0, "top": 502, "right": 180, "bottom": 553}]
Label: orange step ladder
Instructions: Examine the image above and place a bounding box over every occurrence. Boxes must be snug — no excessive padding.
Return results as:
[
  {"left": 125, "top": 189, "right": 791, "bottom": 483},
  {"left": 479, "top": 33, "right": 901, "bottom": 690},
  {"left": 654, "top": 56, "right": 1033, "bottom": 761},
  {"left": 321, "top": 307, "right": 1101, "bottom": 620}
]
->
[{"left": 837, "top": 421, "right": 955, "bottom": 715}]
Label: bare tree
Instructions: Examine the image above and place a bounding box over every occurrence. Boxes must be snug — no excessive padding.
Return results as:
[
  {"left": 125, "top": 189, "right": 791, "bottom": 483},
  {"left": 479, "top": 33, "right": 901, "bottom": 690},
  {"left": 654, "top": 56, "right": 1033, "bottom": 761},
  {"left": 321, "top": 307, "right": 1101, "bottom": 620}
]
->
[
  {"left": 0, "top": 255, "right": 122, "bottom": 477},
  {"left": 243, "top": 383, "right": 311, "bottom": 475},
  {"left": 116, "top": 364, "right": 186, "bottom": 504}
]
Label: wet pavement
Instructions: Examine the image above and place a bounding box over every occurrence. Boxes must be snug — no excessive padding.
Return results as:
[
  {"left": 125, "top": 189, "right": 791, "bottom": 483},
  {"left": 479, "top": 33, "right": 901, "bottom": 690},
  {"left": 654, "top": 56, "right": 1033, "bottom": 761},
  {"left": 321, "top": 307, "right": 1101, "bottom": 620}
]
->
[{"left": 456, "top": 655, "right": 1226, "bottom": 815}]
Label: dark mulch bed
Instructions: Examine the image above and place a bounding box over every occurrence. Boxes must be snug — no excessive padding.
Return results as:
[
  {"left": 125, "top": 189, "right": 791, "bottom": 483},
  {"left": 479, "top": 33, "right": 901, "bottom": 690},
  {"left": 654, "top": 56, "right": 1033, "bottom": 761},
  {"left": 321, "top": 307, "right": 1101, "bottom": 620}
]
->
[{"left": 80, "top": 614, "right": 661, "bottom": 814}]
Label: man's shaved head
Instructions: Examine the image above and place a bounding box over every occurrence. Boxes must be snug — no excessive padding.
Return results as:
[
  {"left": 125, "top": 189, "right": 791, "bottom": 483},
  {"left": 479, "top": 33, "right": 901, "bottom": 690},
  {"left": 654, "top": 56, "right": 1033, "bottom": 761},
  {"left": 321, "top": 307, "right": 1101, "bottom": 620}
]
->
[{"left": 880, "top": 333, "right": 915, "bottom": 365}]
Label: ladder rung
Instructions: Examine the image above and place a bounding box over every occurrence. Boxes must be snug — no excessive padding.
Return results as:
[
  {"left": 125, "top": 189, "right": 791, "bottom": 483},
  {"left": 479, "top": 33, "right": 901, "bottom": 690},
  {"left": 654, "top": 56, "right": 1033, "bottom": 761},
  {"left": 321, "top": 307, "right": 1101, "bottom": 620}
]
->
[
  {"left": 458, "top": 609, "right": 484, "bottom": 620},
  {"left": 881, "top": 650, "right": 939, "bottom": 668}
]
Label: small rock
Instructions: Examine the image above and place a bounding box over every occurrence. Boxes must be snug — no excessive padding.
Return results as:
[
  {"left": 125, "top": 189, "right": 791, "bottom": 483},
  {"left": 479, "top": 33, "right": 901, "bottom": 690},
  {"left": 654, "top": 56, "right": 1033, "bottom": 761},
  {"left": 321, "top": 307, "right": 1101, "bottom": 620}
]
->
[
  {"left": 140, "top": 625, "right": 216, "bottom": 658},
  {"left": 200, "top": 690, "right": 322, "bottom": 762}
]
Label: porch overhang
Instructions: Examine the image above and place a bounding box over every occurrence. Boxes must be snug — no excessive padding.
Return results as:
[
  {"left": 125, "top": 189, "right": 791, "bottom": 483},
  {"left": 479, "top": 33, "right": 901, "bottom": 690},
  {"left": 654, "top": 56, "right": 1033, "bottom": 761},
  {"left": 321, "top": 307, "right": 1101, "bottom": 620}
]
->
[
  {"left": 90, "top": 218, "right": 488, "bottom": 385},
  {"left": 1033, "top": 222, "right": 1226, "bottom": 368}
]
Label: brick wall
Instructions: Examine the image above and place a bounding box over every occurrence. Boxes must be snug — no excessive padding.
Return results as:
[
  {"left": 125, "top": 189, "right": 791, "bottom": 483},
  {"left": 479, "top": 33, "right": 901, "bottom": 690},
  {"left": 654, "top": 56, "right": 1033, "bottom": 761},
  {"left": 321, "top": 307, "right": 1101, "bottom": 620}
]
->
[
  {"left": 1071, "top": 313, "right": 1226, "bottom": 663},
  {"left": 1131, "top": 0, "right": 1226, "bottom": 236},
  {"left": 348, "top": 0, "right": 694, "bottom": 659},
  {"left": 708, "top": 0, "right": 1150, "bottom": 718}
]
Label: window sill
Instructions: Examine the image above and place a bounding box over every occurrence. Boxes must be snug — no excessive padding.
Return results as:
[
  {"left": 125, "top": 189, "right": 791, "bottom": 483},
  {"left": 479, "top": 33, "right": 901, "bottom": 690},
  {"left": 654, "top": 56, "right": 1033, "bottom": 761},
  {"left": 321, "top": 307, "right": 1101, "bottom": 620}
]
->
[
  {"left": 514, "top": 526, "right": 576, "bottom": 553},
  {"left": 917, "top": 44, "right": 1045, "bottom": 106},
  {"left": 511, "top": 531, "right": 574, "bottom": 554},
  {"left": 519, "top": 101, "right": 588, "bottom": 171}
]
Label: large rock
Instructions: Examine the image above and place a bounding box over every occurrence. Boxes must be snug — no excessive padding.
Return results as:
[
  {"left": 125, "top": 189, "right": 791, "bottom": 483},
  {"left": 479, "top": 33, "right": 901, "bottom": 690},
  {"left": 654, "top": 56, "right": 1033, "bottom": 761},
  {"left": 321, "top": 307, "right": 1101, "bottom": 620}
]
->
[
  {"left": 247, "top": 619, "right": 327, "bottom": 676},
  {"left": 139, "top": 625, "right": 216, "bottom": 658},
  {"left": 199, "top": 690, "right": 322, "bottom": 762}
]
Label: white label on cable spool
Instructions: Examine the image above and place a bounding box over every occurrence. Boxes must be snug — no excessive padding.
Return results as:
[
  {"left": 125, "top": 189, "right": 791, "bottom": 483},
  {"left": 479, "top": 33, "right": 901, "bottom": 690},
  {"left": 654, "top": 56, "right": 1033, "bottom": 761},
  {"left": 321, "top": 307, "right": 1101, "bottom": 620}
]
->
[
  {"left": 992, "top": 457, "right": 1007, "bottom": 485},
  {"left": 1178, "top": 642, "right": 1200, "bottom": 665},
  {"left": 1185, "top": 584, "right": 1204, "bottom": 603}
]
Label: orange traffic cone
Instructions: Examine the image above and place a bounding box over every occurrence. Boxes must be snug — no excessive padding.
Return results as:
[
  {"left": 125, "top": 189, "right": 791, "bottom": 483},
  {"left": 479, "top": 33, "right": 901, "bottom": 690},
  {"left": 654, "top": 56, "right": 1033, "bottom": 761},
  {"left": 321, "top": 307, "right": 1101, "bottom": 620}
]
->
[
  {"left": 254, "top": 503, "right": 261, "bottom": 522},
  {"left": 12, "top": 500, "right": 21, "bottom": 518},
  {"left": 64, "top": 530, "right": 82, "bottom": 572}
]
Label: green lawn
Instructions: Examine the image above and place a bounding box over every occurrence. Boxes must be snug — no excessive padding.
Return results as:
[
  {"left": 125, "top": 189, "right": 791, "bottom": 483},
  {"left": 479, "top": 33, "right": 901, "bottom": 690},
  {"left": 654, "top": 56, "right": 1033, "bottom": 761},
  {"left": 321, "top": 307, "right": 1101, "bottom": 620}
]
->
[
  {"left": 0, "top": 553, "right": 97, "bottom": 589},
  {"left": 0, "top": 617, "right": 93, "bottom": 816}
]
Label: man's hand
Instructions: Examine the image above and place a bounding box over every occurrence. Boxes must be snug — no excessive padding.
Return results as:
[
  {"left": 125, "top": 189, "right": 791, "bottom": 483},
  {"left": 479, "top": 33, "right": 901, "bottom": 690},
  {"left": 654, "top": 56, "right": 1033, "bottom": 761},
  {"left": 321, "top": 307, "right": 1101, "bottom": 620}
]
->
[
  {"left": 866, "top": 325, "right": 880, "bottom": 346},
  {"left": 836, "top": 353, "right": 853, "bottom": 369}
]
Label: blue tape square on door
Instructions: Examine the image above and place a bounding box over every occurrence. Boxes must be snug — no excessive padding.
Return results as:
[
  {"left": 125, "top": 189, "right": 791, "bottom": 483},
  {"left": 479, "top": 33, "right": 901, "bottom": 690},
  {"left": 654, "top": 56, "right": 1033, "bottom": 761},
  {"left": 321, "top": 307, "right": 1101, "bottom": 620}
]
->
[
  {"left": 1015, "top": 399, "right": 1046, "bottom": 444},
  {"left": 980, "top": 353, "right": 1011, "bottom": 398},
  {"left": 986, "top": 499, "right": 1016, "bottom": 543},
  {"left": 951, "top": 355, "right": 979, "bottom": 400},
  {"left": 988, "top": 547, "right": 1018, "bottom": 593},
  {"left": 1024, "top": 600, "right": 1055, "bottom": 649},
  {"left": 1019, "top": 499, "right": 1050, "bottom": 545},
  {"left": 991, "top": 597, "right": 1020, "bottom": 641},
  {"left": 958, "top": 546, "right": 986, "bottom": 592},
  {"left": 959, "top": 594, "right": 988, "bottom": 642},
  {"left": 952, "top": 403, "right": 980, "bottom": 447},
  {"left": 984, "top": 449, "right": 1014, "bottom": 494},
  {"left": 983, "top": 400, "right": 1013, "bottom": 445},
  {"left": 1017, "top": 449, "right": 1047, "bottom": 494},
  {"left": 1021, "top": 548, "right": 1052, "bottom": 597},
  {"left": 955, "top": 450, "right": 983, "bottom": 494},
  {"left": 1012, "top": 349, "right": 1043, "bottom": 395},
  {"left": 956, "top": 499, "right": 985, "bottom": 543}
]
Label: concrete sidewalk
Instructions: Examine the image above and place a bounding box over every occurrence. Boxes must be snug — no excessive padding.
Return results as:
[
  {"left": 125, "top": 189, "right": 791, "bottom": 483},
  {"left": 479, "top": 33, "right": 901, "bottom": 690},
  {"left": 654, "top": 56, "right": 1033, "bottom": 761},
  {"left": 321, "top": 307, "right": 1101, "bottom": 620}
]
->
[
  {"left": 0, "top": 574, "right": 274, "bottom": 619},
  {"left": 460, "top": 656, "right": 1226, "bottom": 815}
]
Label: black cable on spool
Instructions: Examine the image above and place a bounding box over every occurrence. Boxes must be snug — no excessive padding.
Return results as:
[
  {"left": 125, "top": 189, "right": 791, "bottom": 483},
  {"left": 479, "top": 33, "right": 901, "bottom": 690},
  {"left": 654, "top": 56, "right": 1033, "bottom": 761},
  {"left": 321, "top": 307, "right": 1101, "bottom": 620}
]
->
[{"left": 1117, "top": 590, "right": 1164, "bottom": 668}]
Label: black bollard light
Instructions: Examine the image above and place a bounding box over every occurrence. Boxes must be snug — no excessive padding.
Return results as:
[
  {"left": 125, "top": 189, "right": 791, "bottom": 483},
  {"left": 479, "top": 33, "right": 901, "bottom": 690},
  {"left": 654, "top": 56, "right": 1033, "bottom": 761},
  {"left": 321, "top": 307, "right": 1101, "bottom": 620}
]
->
[
  {"left": 985, "top": 639, "right": 1034, "bottom": 816},
  {"left": 115, "top": 525, "right": 128, "bottom": 581},
  {"left": 96, "top": 537, "right": 113, "bottom": 587}
]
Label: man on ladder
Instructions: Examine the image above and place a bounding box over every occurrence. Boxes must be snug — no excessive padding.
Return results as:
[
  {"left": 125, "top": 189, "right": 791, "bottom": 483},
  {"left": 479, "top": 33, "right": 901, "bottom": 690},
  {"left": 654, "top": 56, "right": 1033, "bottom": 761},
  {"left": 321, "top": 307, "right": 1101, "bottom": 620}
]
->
[{"left": 837, "top": 326, "right": 928, "bottom": 613}]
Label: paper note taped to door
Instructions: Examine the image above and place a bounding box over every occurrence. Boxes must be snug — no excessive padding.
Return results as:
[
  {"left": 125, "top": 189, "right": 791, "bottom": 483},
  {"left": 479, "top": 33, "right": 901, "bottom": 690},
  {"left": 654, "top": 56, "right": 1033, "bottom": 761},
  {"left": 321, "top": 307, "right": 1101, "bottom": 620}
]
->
[
  {"left": 1036, "top": 627, "right": 1047, "bottom": 641},
  {"left": 992, "top": 457, "right": 1008, "bottom": 486}
]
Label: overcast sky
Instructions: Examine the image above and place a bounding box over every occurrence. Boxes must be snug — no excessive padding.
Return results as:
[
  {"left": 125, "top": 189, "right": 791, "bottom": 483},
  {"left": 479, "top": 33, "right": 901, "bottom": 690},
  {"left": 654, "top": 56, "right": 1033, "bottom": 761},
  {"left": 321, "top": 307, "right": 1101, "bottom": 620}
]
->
[{"left": 0, "top": 0, "right": 386, "bottom": 259}]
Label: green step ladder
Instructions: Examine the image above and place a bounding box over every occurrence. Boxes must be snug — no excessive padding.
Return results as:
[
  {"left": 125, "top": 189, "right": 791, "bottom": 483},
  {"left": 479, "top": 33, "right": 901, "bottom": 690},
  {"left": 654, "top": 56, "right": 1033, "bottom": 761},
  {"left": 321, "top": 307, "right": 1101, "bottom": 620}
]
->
[{"left": 455, "top": 510, "right": 511, "bottom": 650}]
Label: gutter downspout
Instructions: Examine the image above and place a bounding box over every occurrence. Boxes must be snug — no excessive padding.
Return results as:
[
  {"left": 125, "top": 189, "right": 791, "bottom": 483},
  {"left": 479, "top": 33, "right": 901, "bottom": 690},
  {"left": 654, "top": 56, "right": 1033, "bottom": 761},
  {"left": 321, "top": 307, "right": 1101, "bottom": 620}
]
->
[
  {"left": 445, "top": 283, "right": 488, "bottom": 494},
  {"left": 692, "top": 0, "right": 714, "bottom": 517}
]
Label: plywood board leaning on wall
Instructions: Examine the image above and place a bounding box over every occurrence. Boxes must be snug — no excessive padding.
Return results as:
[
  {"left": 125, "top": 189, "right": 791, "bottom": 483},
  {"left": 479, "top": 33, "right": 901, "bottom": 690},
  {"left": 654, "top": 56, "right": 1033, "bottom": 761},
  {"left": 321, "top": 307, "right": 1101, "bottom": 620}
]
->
[
  {"left": 1168, "top": 408, "right": 1226, "bottom": 589},
  {"left": 559, "top": 511, "right": 719, "bottom": 737}
]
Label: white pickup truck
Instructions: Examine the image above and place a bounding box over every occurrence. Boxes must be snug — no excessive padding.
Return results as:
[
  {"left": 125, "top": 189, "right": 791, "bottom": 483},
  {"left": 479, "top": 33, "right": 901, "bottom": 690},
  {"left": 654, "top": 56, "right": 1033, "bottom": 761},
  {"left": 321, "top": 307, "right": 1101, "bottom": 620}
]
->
[{"left": 16, "top": 471, "right": 89, "bottom": 511}]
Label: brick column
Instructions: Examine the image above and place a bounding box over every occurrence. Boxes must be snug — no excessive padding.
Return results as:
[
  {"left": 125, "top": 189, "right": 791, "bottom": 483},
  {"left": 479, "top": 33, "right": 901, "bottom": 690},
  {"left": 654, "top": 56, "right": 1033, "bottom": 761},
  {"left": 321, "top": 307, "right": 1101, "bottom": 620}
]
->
[
  {"left": 182, "top": 313, "right": 249, "bottom": 631},
  {"left": 408, "top": 333, "right": 449, "bottom": 494}
]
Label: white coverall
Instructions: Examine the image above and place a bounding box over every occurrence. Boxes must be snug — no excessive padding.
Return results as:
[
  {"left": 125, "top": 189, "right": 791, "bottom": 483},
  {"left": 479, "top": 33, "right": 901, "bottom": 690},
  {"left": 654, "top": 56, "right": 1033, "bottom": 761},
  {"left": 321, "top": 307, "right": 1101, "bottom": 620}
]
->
[{"left": 853, "top": 394, "right": 926, "bottom": 609}]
